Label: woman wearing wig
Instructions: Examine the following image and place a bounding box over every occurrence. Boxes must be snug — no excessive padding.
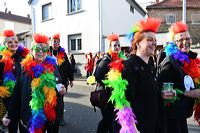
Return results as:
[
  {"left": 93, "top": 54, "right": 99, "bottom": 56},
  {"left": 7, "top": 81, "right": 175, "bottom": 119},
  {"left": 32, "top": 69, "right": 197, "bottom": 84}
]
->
[
  {"left": 158, "top": 22, "right": 200, "bottom": 133},
  {"left": 94, "top": 33, "right": 126, "bottom": 133},
  {"left": 0, "top": 29, "right": 29, "bottom": 133},
  {"left": 3, "top": 33, "right": 66, "bottom": 133},
  {"left": 106, "top": 17, "right": 164, "bottom": 133}
]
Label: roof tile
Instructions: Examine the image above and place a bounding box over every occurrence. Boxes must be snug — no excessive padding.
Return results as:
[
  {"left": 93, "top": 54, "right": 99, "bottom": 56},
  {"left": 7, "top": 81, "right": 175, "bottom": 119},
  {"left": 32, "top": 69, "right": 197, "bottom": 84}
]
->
[
  {"left": 147, "top": 0, "right": 200, "bottom": 9},
  {"left": 0, "top": 12, "right": 31, "bottom": 24}
]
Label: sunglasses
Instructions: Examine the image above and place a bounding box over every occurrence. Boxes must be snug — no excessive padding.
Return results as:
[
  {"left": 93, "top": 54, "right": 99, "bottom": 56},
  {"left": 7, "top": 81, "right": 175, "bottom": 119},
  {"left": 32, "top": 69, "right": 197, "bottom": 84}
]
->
[{"left": 32, "top": 45, "right": 49, "bottom": 53}]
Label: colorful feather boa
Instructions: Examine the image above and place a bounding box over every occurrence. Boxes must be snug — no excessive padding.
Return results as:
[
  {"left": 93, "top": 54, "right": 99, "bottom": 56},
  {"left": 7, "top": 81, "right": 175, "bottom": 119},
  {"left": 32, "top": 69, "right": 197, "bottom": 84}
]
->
[
  {"left": 103, "top": 51, "right": 137, "bottom": 133},
  {"left": 0, "top": 45, "right": 29, "bottom": 98},
  {"left": 49, "top": 47, "right": 65, "bottom": 66},
  {"left": 165, "top": 42, "right": 200, "bottom": 125},
  {"left": 21, "top": 55, "right": 57, "bottom": 133}
]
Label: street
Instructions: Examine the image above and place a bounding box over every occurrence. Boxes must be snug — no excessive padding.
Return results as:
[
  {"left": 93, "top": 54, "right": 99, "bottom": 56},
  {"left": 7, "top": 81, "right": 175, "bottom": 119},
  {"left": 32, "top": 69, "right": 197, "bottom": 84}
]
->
[
  {"left": 59, "top": 78, "right": 101, "bottom": 133},
  {"left": 59, "top": 77, "right": 200, "bottom": 133}
]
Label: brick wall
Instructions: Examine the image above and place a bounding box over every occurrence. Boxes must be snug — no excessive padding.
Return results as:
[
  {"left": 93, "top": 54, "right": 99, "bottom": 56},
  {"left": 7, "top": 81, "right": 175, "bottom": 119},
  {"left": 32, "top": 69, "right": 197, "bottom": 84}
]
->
[{"left": 147, "top": 8, "right": 200, "bottom": 45}]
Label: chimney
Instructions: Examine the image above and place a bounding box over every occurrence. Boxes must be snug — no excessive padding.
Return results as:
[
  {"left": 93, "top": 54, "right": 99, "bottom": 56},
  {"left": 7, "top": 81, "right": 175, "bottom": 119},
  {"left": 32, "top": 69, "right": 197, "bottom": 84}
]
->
[
  {"left": 8, "top": 11, "right": 11, "bottom": 14},
  {"left": 27, "top": 14, "right": 30, "bottom": 18},
  {"left": 5, "top": 8, "right": 7, "bottom": 13},
  {"left": 156, "top": 0, "right": 159, "bottom": 3}
]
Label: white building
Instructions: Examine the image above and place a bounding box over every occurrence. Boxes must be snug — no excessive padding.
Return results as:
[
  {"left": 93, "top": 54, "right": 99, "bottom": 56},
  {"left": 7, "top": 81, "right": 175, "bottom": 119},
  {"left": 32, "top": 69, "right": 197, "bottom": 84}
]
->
[
  {"left": 0, "top": 11, "right": 32, "bottom": 48},
  {"left": 28, "top": 0, "right": 146, "bottom": 76}
]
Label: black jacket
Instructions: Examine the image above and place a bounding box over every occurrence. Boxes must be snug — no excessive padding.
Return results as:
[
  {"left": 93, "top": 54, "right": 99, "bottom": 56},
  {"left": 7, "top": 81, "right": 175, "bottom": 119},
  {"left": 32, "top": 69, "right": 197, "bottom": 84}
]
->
[
  {"left": 94, "top": 54, "right": 112, "bottom": 86},
  {"left": 49, "top": 46, "right": 74, "bottom": 86},
  {"left": 0, "top": 50, "right": 25, "bottom": 110},
  {"left": 122, "top": 54, "right": 162, "bottom": 133},
  {"left": 158, "top": 51, "right": 197, "bottom": 119},
  {"left": 8, "top": 63, "right": 63, "bottom": 127}
]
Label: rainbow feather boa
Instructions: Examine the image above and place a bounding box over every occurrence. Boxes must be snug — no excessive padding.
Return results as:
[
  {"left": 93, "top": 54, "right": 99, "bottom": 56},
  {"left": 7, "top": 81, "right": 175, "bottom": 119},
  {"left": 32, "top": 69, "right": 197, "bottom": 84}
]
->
[
  {"left": 49, "top": 47, "right": 65, "bottom": 66},
  {"left": 21, "top": 55, "right": 58, "bottom": 133},
  {"left": 103, "top": 51, "right": 137, "bottom": 133},
  {"left": 165, "top": 42, "right": 200, "bottom": 125},
  {"left": 0, "top": 45, "right": 29, "bottom": 98}
]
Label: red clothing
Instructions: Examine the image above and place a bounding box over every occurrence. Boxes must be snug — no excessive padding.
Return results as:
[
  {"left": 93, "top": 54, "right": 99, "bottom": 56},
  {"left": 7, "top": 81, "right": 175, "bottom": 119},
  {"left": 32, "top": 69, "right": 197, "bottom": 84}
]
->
[{"left": 85, "top": 58, "right": 94, "bottom": 73}]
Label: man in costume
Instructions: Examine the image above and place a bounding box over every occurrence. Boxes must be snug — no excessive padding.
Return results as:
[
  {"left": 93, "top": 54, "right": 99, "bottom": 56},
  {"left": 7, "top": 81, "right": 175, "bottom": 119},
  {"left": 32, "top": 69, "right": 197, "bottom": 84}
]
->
[{"left": 49, "top": 33, "right": 74, "bottom": 126}]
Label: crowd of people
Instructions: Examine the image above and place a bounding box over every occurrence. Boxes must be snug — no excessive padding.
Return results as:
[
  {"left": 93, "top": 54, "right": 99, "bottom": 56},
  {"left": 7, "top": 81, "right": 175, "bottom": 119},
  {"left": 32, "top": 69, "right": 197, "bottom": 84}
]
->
[
  {"left": 0, "top": 31, "right": 74, "bottom": 133},
  {"left": 0, "top": 17, "right": 200, "bottom": 133},
  {"left": 92, "top": 17, "right": 200, "bottom": 133}
]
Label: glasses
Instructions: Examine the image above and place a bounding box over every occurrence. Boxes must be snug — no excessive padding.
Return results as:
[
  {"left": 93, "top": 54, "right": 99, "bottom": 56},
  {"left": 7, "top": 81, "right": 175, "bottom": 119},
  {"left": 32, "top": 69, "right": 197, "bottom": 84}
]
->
[
  {"left": 32, "top": 45, "right": 49, "bottom": 53},
  {"left": 176, "top": 38, "right": 191, "bottom": 43}
]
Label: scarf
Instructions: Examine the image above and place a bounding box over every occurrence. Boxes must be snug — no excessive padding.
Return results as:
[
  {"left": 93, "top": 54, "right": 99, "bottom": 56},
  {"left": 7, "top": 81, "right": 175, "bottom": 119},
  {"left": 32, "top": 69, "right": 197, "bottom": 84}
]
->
[
  {"left": 0, "top": 45, "right": 29, "bottom": 98},
  {"left": 21, "top": 55, "right": 58, "bottom": 133}
]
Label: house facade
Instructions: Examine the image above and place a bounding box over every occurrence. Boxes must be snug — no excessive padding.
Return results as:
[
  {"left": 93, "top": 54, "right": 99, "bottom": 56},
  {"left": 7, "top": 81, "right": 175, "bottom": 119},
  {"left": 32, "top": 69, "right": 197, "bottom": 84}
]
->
[
  {"left": 28, "top": 0, "right": 146, "bottom": 76},
  {"left": 147, "top": 0, "right": 200, "bottom": 47},
  {"left": 0, "top": 11, "right": 32, "bottom": 48}
]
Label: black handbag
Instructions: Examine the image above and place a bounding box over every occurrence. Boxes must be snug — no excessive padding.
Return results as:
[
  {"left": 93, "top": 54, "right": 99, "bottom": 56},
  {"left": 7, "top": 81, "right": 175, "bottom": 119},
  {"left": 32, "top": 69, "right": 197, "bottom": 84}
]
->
[{"left": 90, "top": 84, "right": 108, "bottom": 111}]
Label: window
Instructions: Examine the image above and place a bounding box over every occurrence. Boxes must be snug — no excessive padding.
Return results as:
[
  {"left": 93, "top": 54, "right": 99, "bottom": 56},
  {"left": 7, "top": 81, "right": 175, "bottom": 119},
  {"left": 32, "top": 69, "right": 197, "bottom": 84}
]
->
[
  {"left": 130, "top": 6, "right": 134, "bottom": 14},
  {"left": 68, "top": 34, "right": 82, "bottom": 52},
  {"left": 42, "top": 3, "right": 52, "bottom": 21},
  {"left": 68, "top": 0, "right": 82, "bottom": 13},
  {"left": 166, "top": 14, "right": 176, "bottom": 25},
  {"left": 191, "top": 14, "right": 200, "bottom": 24}
]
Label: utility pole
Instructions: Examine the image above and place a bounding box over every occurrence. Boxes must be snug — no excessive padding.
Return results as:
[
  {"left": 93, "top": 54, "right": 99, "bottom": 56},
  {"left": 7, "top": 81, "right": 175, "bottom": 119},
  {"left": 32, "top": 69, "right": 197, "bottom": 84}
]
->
[{"left": 183, "top": 0, "right": 186, "bottom": 23}]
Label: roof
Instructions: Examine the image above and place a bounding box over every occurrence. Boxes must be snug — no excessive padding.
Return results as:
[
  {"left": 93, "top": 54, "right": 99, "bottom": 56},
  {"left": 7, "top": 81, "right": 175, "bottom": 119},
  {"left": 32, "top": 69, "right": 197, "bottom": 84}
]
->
[
  {"left": 0, "top": 12, "right": 31, "bottom": 25},
  {"left": 126, "top": 0, "right": 147, "bottom": 16},
  {"left": 146, "top": 0, "right": 200, "bottom": 9}
]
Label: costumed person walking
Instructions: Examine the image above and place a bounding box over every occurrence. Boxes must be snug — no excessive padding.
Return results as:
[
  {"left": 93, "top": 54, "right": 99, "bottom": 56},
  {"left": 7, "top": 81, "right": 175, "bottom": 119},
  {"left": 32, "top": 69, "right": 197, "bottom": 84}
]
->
[
  {"left": 2, "top": 33, "right": 66, "bottom": 133},
  {"left": 158, "top": 21, "right": 200, "bottom": 133},
  {"left": 0, "top": 29, "right": 29, "bottom": 133},
  {"left": 85, "top": 52, "right": 94, "bottom": 78},
  {"left": 49, "top": 33, "right": 74, "bottom": 126},
  {"left": 69, "top": 53, "right": 76, "bottom": 74},
  {"left": 105, "top": 17, "right": 164, "bottom": 133},
  {"left": 94, "top": 33, "right": 126, "bottom": 133},
  {"left": 123, "top": 17, "right": 163, "bottom": 133}
]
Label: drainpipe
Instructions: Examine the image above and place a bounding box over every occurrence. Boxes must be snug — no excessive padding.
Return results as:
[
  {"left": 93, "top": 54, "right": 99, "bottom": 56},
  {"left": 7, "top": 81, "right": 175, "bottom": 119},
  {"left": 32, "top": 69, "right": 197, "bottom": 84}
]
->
[
  {"left": 98, "top": 0, "right": 102, "bottom": 52},
  {"left": 182, "top": 0, "right": 186, "bottom": 23}
]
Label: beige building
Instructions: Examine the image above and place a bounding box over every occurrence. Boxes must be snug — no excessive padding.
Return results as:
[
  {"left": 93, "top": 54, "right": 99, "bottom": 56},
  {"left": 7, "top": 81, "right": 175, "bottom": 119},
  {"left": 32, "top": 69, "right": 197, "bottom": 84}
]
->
[
  {"left": 147, "top": 0, "right": 200, "bottom": 48},
  {"left": 0, "top": 11, "right": 32, "bottom": 48}
]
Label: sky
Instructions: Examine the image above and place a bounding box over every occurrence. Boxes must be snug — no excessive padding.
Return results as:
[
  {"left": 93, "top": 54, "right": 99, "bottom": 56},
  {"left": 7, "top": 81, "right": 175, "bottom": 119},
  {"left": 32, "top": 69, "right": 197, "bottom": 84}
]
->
[{"left": 0, "top": 0, "right": 30, "bottom": 17}]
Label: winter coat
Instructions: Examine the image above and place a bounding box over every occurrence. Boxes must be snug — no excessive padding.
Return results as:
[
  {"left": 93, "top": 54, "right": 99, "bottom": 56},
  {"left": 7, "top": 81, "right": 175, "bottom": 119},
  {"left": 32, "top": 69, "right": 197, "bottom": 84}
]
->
[
  {"left": 7, "top": 63, "right": 63, "bottom": 128},
  {"left": 158, "top": 51, "right": 198, "bottom": 119},
  {"left": 122, "top": 54, "right": 162, "bottom": 133},
  {"left": 49, "top": 46, "right": 74, "bottom": 87}
]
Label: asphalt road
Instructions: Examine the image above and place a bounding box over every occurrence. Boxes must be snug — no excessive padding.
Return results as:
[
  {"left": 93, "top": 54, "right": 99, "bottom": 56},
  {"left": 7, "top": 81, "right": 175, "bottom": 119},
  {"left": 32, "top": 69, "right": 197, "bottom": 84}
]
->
[
  {"left": 59, "top": 79, "right": 101, "bottom": 133},
  {"left": 59, "top": 78, "right": 200, "bottom": 133}
]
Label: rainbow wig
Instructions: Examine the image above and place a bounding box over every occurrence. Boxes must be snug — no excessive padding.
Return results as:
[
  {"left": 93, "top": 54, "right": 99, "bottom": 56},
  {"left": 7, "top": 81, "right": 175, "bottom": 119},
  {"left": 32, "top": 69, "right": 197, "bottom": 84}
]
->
[
  {"left": 168, "top": 21, "right": 188, "bottom": 41},
  {"left": 128, "top": 17, "right": 161, "bottom": 44}
]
